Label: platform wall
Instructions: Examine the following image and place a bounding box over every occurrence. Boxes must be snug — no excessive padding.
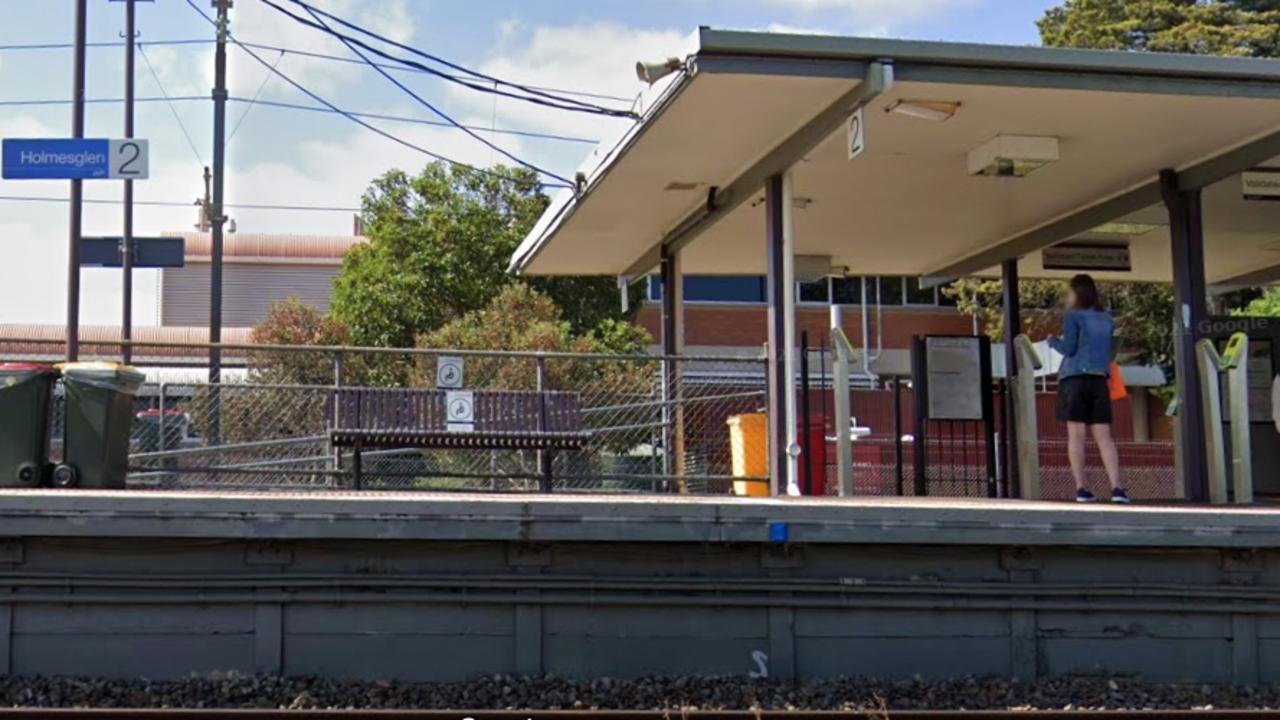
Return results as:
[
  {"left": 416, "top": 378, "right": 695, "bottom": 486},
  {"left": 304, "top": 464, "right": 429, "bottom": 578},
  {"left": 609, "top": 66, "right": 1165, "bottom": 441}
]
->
[{"left": 0, "top": 535, "right": 1275, "bottom": 684}]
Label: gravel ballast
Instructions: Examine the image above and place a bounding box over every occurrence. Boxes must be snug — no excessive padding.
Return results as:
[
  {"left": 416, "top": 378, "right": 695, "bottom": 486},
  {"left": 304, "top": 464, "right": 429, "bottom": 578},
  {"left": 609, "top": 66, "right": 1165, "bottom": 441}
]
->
[{"left": 2, "top": 674, "right": 1279, "bottom": 711}]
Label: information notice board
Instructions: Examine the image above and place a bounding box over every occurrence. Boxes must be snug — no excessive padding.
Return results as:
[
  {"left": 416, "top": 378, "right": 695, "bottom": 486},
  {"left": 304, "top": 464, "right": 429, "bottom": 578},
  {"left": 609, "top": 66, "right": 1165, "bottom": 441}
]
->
[{"left": 923, "top": 336, "right": 985, "bottom": 421}]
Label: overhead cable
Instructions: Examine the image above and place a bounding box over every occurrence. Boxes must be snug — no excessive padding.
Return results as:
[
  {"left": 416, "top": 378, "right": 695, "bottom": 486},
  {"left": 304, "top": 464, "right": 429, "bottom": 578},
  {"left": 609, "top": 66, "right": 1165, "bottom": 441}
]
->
[
  {"left": 288, "top": 0, "right": 572, "bottom": 185},
  {"left": 184, "top": 0, "right": 572, "bottom": 189},
  {"left": 265, "top": 0, "right": 637, "bottom": 119}
]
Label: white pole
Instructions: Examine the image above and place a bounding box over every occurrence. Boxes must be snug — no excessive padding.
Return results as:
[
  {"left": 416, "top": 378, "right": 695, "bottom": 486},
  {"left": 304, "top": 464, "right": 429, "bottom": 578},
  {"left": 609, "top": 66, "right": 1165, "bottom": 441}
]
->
[{"left": 782, "top": 173, "right": 801, "bottom": 496}]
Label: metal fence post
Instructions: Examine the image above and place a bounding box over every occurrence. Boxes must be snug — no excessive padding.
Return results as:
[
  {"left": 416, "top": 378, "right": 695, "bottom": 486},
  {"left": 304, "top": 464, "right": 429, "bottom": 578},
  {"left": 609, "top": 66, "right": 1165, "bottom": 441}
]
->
[
  {"left": 157, "top": 382, "right": 167, "bottom": 450},
  {"left": 536, "top": 355, "right": 551, "bottom": 493},
  {"left": 332, "top": 351, "right": 344, "bottom": 475}
]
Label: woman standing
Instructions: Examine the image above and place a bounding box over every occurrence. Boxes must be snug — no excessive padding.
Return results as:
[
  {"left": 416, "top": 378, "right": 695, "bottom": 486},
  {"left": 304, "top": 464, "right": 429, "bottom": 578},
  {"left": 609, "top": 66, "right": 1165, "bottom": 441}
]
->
[{"left": 1049, "top": 274, "right": 1129, "bottom": 504}]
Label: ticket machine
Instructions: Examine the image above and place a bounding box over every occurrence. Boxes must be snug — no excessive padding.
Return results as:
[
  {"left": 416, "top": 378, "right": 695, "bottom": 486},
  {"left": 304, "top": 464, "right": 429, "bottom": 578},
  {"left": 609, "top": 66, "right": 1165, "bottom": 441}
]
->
[{"left": 1197, "top": 317, "right": 1280, "bottom": 499}]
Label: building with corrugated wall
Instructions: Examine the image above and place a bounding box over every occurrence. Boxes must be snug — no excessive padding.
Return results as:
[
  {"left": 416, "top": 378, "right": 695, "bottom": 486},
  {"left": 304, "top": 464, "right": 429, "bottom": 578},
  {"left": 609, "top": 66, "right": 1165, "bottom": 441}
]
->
[{"left": 157, "top": 233, "right": 365, "bottom": 328}]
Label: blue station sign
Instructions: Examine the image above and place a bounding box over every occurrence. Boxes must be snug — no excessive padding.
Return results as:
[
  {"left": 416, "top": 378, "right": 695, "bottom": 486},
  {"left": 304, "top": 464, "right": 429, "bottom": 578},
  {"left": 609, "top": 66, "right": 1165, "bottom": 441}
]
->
[
  {"left": 81, "top": 236, "right": 185, "bottom": 269},
  {"left": 2, "top": 138, "right": 149, "bottom": 180}
]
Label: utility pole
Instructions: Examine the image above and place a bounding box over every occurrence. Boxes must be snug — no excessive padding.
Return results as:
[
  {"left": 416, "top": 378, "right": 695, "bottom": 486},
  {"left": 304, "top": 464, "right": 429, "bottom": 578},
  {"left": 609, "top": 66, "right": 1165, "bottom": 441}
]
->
[
  {"left": 208, "top": 0, "right": 231, "bottom": 443},
  {"left": 67, "top": 0, "right": 88, "bottom": 362},
  {"left": 121, "top": 0, "right": 136, "bottom": 364}
]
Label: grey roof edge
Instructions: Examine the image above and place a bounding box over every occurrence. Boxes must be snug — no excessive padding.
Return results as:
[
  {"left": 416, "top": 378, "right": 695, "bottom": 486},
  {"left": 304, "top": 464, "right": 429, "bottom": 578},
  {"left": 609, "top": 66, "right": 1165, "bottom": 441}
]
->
[
  {"left": 698, "top": 28, "right": 1280, "bottom": 83},
  {"left": 509, "top": 65, "right": 699, "bottom": 276}
]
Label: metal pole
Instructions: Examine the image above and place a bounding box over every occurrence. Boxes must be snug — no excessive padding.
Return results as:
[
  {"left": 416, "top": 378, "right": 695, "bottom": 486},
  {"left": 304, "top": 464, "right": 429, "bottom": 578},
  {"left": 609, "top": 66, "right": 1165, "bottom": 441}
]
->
[
  {"left": 764, "top": 174, "right": 789, "bottom": 495},
  {"left": 67, "top": 0, "right": 88, "bottom": 363},
  {"left": 799, "top": 330, "right": 812, "bottom": 495},
  {"left": 209, "top": 0, "right": 230, "bottom": 380},
  {"left": 660, "top": 245, "right": 686, "bottom": 488},
  {"left": 1001, "top": 259, "right": 1021, "bottom": 498},
  {"left": 121, "top": 0, "right": 136, "bottom": 365},
  {"left": 1161, "top": 169, "right": 1210, "bottom": 503},
  {"left": 208, "top": 0, "right": 231, "bottom": 443}
]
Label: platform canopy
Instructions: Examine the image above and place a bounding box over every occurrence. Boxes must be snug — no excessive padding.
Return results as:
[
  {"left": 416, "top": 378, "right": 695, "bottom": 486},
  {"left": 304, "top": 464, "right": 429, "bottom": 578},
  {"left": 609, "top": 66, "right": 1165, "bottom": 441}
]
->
[{"left": 511, "top": 29, "right": 1280, "bottom": 287}]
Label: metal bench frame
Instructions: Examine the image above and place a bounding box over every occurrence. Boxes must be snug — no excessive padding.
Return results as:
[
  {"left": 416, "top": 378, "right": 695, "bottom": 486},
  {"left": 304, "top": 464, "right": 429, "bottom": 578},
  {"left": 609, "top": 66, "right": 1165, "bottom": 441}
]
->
[{"left": 328, "top": 389, "right": 590, "bottom": 491}]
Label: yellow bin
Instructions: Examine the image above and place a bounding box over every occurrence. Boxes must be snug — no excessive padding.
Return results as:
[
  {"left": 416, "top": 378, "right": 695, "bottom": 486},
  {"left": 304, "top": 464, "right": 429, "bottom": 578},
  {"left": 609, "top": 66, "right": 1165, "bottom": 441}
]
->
[{"left": 727, "top": 413, "right": 770, "bottom": 497}]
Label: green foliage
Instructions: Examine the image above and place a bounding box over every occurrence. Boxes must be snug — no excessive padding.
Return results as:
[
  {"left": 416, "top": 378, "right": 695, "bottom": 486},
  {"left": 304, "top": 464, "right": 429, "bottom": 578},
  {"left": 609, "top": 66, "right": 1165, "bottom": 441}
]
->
[
  {"left": 331, "top": 162, "right": 640, "bottom": 349},
  {"left": 248, "top": 297, "right": 351, "bottom": 386},
  {"left": 1235, "top": 287, "right": 1280, "bottom": 316},
  {"left": 412, "top": 283, "right": 652, "bottom": 391},
  {"left": 1039, "top": 0, "right": 1280, "bottom": 57},
  {"left": 944, "top": 279, "right": 1175, "bottom": 375}
]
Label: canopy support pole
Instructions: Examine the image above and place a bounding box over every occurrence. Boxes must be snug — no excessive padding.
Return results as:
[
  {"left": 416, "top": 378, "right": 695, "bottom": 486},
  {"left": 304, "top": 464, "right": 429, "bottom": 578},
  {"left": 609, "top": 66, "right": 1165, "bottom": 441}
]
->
[
  {"left": 660, "top": 245, "right": 687, "bottom": 488},
  {"left": 765, "top": 173, "right": 796, "bottom": 495},
  {"left": 1001, "top": 259, "right": 1022, "bottom": 499},
  {"left": 1161, "top": 169, "right": 1210, "bottom": 503}
]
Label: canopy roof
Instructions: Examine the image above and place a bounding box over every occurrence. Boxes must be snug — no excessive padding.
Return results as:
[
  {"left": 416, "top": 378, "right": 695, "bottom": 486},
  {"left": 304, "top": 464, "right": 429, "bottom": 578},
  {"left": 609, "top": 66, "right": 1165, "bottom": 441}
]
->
[{"left": 511, "top": 29, "right": 1280, "bottom": 288}]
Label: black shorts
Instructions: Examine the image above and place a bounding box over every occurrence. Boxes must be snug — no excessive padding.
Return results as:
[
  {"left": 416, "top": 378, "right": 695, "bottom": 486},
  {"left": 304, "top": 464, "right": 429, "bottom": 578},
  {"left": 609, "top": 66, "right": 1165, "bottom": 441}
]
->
[{"left": 1057, "top": 375, "right": 1113, "bottom": 425}]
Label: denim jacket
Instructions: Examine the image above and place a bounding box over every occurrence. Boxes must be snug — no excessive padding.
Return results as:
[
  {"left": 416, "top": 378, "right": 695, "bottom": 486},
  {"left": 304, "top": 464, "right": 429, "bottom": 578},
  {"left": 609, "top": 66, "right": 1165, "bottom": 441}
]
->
[{"left": 1049, "top": 309, "right": 1114, "bottom": 380}]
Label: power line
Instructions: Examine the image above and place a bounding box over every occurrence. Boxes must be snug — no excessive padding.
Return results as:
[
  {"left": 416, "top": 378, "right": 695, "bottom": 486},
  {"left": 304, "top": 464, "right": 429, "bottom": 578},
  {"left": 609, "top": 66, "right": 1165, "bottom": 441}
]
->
[
  {"left": 184, "top": 0, "right": 573, "bottom": 189},
  {"left": 0, "top": 96, "right": 599, "bottom": 144},
  {"left": 264, "top": 0, "right": 636, "bottom": 119},
  {"left": 289, "top": 0, "right": 571, "bottom": 186},
  {"left": 138, "top": 43, "right": 205, "bottom": 165},
  {"left": 227, "top": 49, "right": 284, "bottom": 143},
  {"left": 0, "top": 38, "right": 634, "bottom": 104},
  {"left": 0, "top": 194, "right": 359, "bottom": 213}
]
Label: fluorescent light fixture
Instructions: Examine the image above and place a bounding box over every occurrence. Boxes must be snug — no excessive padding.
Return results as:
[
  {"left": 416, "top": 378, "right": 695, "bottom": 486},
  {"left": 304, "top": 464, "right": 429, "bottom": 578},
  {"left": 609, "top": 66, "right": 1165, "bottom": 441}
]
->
[
  {"left": 968, "top": 135, "right": 1060, "bottom": 178},
  {"left": 887, "top": 99, "right": 960, "bottom": 122},
  {"left": 1089, "top": 222, "right": 1163, "bottom": 237}
]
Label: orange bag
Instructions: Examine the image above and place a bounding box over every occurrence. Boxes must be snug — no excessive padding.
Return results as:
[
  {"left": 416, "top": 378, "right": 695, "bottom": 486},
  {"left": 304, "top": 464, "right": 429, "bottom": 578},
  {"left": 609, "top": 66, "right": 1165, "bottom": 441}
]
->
[{"left": 1108, "top": 362, "right": 1128, "bottom": 401}]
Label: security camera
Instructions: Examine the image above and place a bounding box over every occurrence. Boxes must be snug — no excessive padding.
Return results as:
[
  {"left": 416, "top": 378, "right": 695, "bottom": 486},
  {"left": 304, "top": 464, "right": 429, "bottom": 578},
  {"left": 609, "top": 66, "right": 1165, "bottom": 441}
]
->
[{"left": 635, "top": 57, "right": 683, "bottom": 85}]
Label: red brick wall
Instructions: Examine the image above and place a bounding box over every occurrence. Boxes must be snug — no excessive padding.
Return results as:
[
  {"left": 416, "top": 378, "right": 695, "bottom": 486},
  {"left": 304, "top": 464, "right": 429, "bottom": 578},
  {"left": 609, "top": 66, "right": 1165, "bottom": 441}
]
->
[{"left": 636, "top": 304, "right": 974, "bottom": 348}]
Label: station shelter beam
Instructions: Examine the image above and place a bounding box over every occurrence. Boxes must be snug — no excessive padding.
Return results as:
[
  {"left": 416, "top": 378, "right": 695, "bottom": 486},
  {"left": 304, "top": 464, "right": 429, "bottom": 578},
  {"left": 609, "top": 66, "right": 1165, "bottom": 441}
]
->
[
  {"left": 1160, "top": 169, "right": 1211, "bottom": 503},
  {"left": 660, "top": 245, "right": 687, "bottom": 485}
]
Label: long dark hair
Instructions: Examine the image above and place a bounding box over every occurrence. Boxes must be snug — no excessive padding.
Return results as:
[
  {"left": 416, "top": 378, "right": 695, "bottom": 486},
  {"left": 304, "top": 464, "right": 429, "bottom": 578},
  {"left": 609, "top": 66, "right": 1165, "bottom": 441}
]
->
[{"left": 1069, "top": 274, "right": 1104, "bottom": 311}]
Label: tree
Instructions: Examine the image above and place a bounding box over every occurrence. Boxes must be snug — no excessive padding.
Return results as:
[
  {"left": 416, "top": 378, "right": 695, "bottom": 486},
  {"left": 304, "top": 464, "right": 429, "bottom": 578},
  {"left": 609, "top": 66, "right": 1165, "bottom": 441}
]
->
[
  {"left": 248, "top": 297, "right": 351, "bottom": 385},
  {"left": 1039, "top": 0, "right": 1280, "bottom": 57},
  {"left": 945, "top": 280, "right": 1176, "bottom": 375},
  {"left": 412, "top": 283, "right": 652, "bottom": 391},
  {"left": 1237, "top": 287, "right": 1280, "bottom": 316},
  {"left": 332, "top": 162, "right": 639, "bottom": 349}
]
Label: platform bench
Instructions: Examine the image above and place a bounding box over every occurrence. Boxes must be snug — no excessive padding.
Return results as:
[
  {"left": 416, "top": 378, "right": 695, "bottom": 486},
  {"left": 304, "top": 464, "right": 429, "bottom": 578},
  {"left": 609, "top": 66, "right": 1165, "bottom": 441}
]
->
[{"left": 328, "top": 388, "right": 591, "bottom": 491}]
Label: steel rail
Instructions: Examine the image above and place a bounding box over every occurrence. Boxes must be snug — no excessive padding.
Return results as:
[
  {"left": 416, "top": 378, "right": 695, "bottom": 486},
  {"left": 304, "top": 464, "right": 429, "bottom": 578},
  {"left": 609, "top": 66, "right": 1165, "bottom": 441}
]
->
[{"left": 0, "top": 708, "right": 1274, "bottom": 719}]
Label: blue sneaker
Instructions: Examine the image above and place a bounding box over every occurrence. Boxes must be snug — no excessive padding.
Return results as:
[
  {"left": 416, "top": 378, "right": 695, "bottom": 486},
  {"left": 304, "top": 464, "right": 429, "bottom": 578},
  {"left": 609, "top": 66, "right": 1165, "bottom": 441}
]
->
[
  {"left": 1076, "top": 489, "right": 1097, "bottom": 503},
  {"left": 1111, "top": 488, "right": 1132, "bottom": 504}
]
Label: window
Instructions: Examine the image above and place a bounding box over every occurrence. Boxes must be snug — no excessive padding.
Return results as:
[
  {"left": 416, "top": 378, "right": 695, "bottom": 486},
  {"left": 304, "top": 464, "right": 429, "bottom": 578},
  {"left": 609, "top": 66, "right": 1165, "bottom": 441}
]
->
[
  {"left": 648, "top": 275, "right": 767, "bottom": 303},
  {"left": 647, "top": 274, "right": 951, "bottom": 307},
  {"left": 877, "top": 277, "right": 904, "bottom": 306},
  {"left": 905, "top": 277, "right": 938, "bottom": 306},
  {"left": 832, "top": 277, "right": 862, "bottom": 305},
  {"left": 798, "top": 278, "right": 831, "bottom": 303}
]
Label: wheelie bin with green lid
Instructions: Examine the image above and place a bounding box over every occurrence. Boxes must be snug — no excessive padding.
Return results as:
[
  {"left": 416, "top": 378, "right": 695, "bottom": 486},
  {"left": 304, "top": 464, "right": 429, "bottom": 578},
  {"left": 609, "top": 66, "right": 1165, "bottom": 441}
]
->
[
  {"left": 0, "top": 363, "right": 58, "bottom": 488},
  {"left": 55, "top": 362, "right": 146, "bottom": 489}
]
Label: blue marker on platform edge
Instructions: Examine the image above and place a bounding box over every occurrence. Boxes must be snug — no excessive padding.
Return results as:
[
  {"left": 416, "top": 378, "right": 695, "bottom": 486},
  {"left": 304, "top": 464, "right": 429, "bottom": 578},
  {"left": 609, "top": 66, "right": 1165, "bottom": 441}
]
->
[{"left": 769, "top": 522, "right": 789, "bottom": 544}]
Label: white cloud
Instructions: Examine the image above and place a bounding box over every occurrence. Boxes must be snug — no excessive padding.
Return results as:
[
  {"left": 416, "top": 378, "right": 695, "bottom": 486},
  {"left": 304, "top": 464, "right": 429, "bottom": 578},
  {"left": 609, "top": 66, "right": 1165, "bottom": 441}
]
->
[
  {"left": 764, "top": 0, "right": 980, "bottom": 33},
  {"left": 224, "top": 0, "right": 416, "bottom": 95},
  {"left": 446, "top": 22, "right": 693, "bottom": 165}
]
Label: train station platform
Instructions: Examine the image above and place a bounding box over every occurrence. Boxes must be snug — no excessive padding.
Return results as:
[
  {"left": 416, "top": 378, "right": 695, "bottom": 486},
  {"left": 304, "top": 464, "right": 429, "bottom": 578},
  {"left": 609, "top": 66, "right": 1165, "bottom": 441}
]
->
[{"left": 0, "top": 489, "right": 1276, "bottom": 548}]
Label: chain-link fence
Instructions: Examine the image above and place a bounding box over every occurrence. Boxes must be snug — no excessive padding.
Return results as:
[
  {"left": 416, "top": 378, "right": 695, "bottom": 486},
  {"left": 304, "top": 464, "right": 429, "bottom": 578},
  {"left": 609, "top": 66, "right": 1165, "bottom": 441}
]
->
[{"left": 14, "top": 339, "right": 768, "bottom": 494}]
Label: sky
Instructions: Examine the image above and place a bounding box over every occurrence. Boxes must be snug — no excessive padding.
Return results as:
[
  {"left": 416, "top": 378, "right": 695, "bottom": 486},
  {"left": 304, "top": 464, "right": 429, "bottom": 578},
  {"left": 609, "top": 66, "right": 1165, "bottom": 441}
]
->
[{"left": 0, "top": 0, "right": 1060, "bottom": 326}]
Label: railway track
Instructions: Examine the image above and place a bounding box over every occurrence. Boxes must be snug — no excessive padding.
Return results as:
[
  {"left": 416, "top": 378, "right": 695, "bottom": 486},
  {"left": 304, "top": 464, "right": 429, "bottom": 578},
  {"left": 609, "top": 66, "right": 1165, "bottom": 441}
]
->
[{"left": 0, "top": 711, "right": 1276, "bottom": 719}]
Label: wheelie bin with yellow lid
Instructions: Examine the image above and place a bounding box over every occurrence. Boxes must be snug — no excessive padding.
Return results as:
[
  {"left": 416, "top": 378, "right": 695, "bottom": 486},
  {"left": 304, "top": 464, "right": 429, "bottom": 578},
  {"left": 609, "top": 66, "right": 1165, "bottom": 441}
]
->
[
  {"left": 0, "top": 363, "right": 58, "bottom": 488},
  {"left": 55, "top": 362, "right": 146, "bottom": 489}
]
